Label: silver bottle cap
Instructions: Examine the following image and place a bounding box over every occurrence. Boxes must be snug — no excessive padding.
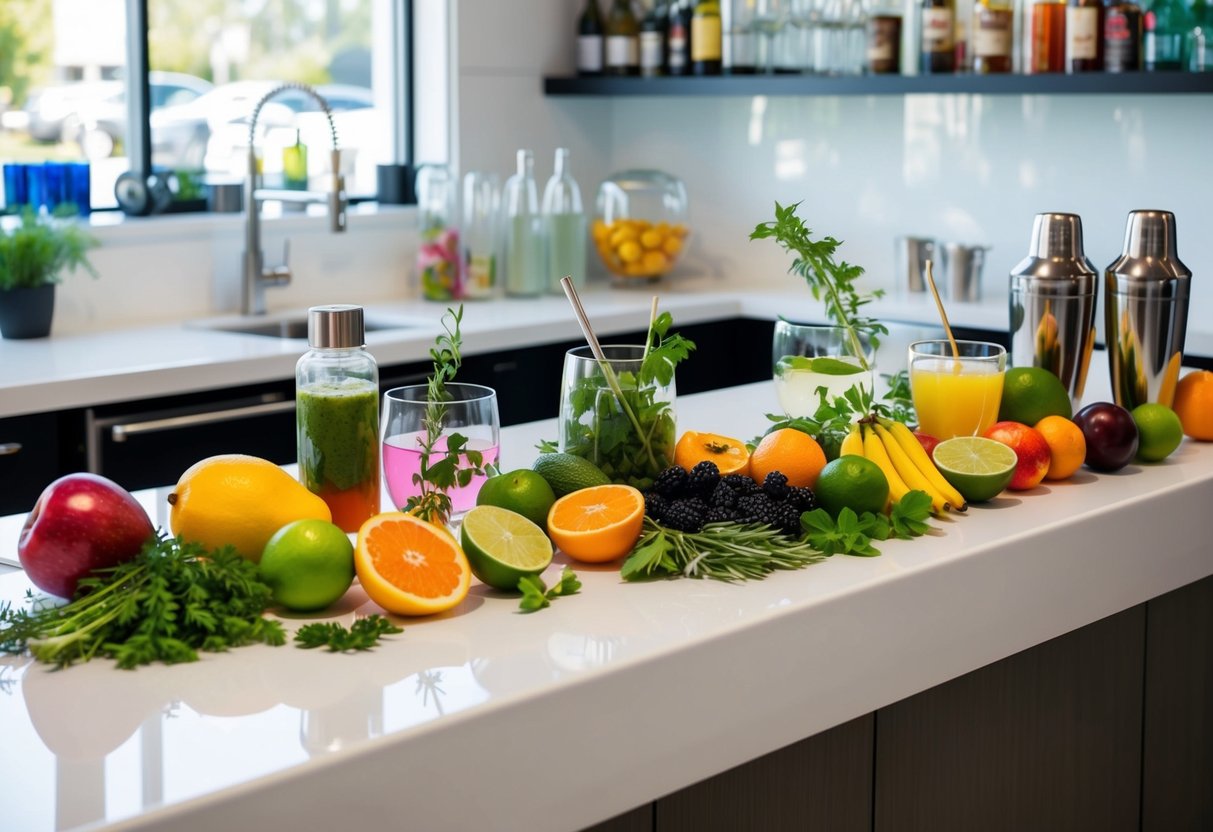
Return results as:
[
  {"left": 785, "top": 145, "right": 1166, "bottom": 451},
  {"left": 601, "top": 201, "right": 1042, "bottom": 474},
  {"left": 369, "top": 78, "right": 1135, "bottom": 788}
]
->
[
  {"left": 1009, "top": 212, "right": 1098, "bottom": 295},
  {"left": 307, "top": 304, "right": 365, "bottom": 349},
  {"left": 1028, "top": 212, "right": 1087, "bottom": 260}
]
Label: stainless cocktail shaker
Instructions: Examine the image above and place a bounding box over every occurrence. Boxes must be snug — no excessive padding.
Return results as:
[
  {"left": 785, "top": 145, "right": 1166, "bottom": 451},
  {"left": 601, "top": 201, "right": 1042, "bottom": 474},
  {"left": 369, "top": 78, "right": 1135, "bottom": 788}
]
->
[
  {"left": 1105, "top": 210, "right": 1191, "bottom": 410},
  {"left": 1009, "top": 213, "right": 1099, "bottom": 408}
]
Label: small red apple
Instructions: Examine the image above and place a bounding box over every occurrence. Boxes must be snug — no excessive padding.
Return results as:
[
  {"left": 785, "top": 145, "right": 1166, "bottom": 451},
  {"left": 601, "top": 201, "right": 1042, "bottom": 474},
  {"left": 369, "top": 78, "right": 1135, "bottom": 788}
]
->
[
  {"left": 18, "top": 473, "right": 155, "bottom": 599},
  {"left": 983, "top": 421, "right": 1052, "bottom": 491},
  {"left": 913, "top": 430, "right": 941, "bottom": 457}
]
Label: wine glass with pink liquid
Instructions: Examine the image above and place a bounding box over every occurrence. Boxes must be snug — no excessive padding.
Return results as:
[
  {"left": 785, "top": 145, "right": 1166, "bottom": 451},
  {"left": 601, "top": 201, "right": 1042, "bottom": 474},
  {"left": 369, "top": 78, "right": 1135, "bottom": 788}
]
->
[{"left": 381, "top": 383, "right": 500, "bottom": 519}]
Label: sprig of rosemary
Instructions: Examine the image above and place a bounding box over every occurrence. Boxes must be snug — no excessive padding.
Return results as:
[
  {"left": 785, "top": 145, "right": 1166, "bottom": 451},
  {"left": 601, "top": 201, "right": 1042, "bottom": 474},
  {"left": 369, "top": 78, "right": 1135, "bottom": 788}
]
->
[
  {"left": 294, "top": 615, "right": 403, "bottom": 652},
  {"left": 518, "top": 568, "right": 582, "bottom": 613},
  {"left": 622, "top": 518, "right": 829, "bottom": 582}
]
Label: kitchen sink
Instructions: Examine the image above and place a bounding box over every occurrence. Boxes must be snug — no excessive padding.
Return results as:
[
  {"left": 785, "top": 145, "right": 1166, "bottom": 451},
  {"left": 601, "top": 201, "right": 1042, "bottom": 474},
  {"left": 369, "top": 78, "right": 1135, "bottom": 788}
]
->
[{"left": 194, "top": 315, "right": 425, "bottom": 339}]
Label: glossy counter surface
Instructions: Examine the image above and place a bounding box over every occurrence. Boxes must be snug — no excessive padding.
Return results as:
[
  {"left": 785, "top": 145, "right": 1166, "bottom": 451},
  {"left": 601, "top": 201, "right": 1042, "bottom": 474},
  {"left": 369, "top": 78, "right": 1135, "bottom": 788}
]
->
[{"left": 1, "top": 367, "right": 1211, "bottom": 832}]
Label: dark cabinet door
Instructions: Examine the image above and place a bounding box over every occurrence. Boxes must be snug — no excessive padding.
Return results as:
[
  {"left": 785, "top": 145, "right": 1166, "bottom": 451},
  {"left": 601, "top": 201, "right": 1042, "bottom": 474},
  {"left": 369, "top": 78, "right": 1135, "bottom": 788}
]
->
[{"left": 0, "top": 411, "right": 84, "bottom": 515}]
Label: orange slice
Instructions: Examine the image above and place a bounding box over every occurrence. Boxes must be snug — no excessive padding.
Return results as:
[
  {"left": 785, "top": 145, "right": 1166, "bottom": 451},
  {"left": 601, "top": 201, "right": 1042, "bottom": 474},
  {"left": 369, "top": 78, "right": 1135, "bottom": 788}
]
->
[
  {"left": 546, "top": 484, "right": 645, "bottom": 564},
  {"left": 354, "top": 512, "right": 471, "bottom": 616},
  {"left": 673, "top": 430, "right": 751, "bottom": 476}
]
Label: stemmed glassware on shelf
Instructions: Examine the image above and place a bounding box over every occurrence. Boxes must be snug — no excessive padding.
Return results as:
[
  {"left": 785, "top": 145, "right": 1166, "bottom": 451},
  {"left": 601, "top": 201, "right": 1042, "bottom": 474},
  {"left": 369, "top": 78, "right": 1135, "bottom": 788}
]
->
[{"left": 753, "top": 0, "right": 789, "bottom": 73}]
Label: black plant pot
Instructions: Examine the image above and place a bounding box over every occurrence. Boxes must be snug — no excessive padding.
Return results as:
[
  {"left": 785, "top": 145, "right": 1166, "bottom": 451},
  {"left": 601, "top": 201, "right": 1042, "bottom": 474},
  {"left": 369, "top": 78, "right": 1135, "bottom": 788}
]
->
[{"left": 0, "top": 284, "right": 55, "bottom": 339}]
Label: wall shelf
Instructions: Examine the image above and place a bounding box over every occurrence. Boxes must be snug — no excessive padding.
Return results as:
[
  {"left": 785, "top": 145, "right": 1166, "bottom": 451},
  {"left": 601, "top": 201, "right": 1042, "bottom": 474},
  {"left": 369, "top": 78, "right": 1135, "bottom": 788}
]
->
[{"left": 544, "top": 73, "right": 1213, "bottom": 97}]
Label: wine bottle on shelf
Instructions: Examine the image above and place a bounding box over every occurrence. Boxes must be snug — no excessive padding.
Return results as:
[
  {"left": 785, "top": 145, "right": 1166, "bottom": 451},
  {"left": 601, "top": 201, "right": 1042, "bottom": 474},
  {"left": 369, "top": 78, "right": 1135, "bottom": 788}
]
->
[
  {"left": 605, "top": 0, "right": 641, "bottom": 76},
  {"left": 668, "top": 0, "right": 693, "bottom": 74},
  {"left": 1103, "top": 0, "right": 1143, "bottom": 71},
  {"left": 1029, "top": 0, "right": 1067, "bottom": 71},
  {"left": 866, "top": 0, "right": 904, "bottom": 74},
  {"left": 691, "top": 0, "right": 724, "bottom": 74},
  {"left": 972, "top": 0, "right": 1014, "bottom": 72},
  {"left": 921, "top": 0, "right": 957, "bottom": 71},
  {"left": 1066, "top": 0, "right": 1105, "bottom": 70},
  {"left": 577, "top": 0, "right": 605, "bottom": 76},
  {"left": 1143, "top": 0, "right": 1189, "bottom": 69},
  {"left": 641, "top": 0, "right": 670, "bottom": 76}
]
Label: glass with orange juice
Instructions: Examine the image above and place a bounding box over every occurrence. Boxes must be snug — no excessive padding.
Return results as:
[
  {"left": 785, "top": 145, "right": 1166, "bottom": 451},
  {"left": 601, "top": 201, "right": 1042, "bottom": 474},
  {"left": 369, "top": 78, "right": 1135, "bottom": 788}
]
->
[{"left": 908, "top": 340, "right": 1007, "bottom": 438}]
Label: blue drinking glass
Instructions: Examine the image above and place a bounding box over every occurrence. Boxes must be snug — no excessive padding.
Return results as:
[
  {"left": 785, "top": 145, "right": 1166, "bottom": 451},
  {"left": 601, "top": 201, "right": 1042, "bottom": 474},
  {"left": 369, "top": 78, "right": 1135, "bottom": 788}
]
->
[
  {"left": 2, "top": 163, "right": 30, "bottom": 213},
  {"left": 42, "top": 161, "right": 70, "bottom": 213},
  {"left": 68, "top": 162, "right": 91, "bottom": 216},
  {"left": 25, "top": 163, "right": 47, "bottom": 213}
]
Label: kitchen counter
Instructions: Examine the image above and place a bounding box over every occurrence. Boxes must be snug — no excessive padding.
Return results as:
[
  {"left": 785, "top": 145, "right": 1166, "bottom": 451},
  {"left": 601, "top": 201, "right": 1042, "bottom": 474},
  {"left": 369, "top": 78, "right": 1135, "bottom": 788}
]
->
[{"left": 1, "top": 363, "right": 1211, "bottom": 832}]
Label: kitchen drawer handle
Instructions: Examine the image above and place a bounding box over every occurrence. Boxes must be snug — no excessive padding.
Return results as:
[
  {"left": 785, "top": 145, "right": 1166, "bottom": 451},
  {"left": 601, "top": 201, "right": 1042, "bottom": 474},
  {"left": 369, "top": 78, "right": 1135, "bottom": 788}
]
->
[
  {"left": 110, "top": 399, "right": 297, "bottom": 442},
  {"left": 0, "top": 442, "right": 21, "bottom": 456}
]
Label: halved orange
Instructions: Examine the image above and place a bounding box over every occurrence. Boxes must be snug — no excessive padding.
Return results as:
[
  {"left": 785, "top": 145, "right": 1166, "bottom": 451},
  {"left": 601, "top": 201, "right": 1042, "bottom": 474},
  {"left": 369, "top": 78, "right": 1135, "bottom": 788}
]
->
[
  {"left": 354, "top": 512, "right": 471, "bottom": 616},
  {"left": 673, "top": 430, "right": 751, "bottom": 476},
  {"left": 546, "top": 484, "right": 645, "bottom": 564}
]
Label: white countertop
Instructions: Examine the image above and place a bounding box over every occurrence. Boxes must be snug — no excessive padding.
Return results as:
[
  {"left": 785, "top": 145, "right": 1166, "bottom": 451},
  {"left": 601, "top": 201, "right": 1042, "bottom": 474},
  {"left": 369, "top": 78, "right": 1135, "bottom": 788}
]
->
[{"left": 1, "top": 362, "right": 1211, "bottom": 832}]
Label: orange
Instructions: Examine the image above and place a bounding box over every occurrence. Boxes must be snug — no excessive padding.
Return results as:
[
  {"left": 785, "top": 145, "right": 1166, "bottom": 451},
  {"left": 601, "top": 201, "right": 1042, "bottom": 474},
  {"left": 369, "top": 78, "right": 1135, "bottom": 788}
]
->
[
  {"left": 749, "top": 428, "right": 827, "bottom": 489},
  {"left": 1034, "top": 415, "right": 1086, "bottom": 481},
  {"left": 1173, "top": 370, "right": 1213, "bottom": 440},
  {"left": 546, "top": 484, "right": 645, "bottom": 564},
  {"left": 674, "top": 430, "right": 751, "bottom": 476},
  {"left": 354, "top": 512, "right": 471, "bottom": 616}
]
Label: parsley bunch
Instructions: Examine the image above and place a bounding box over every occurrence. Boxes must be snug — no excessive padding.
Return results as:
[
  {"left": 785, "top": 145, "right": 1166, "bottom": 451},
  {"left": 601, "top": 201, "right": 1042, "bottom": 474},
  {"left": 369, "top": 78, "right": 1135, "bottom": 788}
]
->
[
  {"left": 0, "top": 534, "right": 285, "bottom": 669},
  {"left": 294, "top": 615, "right": 402, "bottom": 652}
]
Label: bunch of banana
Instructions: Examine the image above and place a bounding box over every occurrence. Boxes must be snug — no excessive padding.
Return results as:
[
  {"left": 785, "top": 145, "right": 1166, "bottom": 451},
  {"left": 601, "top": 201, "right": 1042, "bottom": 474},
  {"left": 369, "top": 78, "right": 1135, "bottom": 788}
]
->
[{"left": 838, "top": 419, "right": 967, "bottom": 514}]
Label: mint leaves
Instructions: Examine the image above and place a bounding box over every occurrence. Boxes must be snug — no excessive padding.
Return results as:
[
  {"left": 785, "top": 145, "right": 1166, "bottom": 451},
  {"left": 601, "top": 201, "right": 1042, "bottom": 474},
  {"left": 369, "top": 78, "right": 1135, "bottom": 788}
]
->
[{"left": 518, "top": 568, "right": 582, "bottom": 613}]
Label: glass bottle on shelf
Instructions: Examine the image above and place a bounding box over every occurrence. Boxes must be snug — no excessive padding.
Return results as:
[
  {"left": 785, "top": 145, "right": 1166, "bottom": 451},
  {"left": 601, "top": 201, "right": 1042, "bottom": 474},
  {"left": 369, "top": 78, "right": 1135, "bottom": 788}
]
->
[
  {"left": 726, "top": 0, "right": 758, "bottom": 73},
  {"left": 1103, "top": 0, "right": 1143, "bottom": 71},
  {"left": 1029, "top": 0, "right": 1068, "bottom": 71},
  {"left": 1143, "top": 0, "right": 1189, "bottom": 68},
  {"left": 461, "top": 171, "right": 501, "bottom": 300},
  {"left": 1066, "top": 0, "right": 1105, "bottom": 69},
  {"left": 502, "top": 150, "right": 546, "bottom": 297},
  {"left": 296, "top": 305, "right": 380, "bottom": 534},
  {"left": 542, "top": 148, "right": 588, "bottom": 295},
  {"left": 577, "top": 0, "right": 605, "bottom": 76},
  {"left": 972, "top": 0, "right": 1014, "bottom": 71},
  {"left": 920, "top": 0, "right": 957, "bottom": 71},
  {"left": 669, "top": 0, "right": 694, "bottom": 74},
  {"left": 641, "top": 0, "right": 670, "bottom": 75},
  {"left": 416, "top": 164, "right": 462, "bottom": 301},
  {"left": 692, "top": 0, "right": 724, "bottom": 73},
  {"left": 867, "top": 0, "right": 905, "bottom": 72},
  {"left": 606, "top": 0, "right": 641, "bottom": 76}
]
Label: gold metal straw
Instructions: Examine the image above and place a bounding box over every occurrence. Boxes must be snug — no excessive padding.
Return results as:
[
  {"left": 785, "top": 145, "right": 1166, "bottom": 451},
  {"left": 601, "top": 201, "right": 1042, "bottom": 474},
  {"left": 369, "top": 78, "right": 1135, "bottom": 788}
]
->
[{"left": 924, "top": 259, "right": 960, "bottom": 359}]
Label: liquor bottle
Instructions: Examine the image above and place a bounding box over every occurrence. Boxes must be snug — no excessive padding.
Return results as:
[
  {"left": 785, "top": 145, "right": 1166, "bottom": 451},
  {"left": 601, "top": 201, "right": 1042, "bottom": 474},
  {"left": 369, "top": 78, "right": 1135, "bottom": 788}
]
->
[
  {"left": 641, "top": 0, "right": 669, "bottom": 76},
  {"left": 577, "top": 0, "right": 605, "bottom": 76},
  {"left": 1103, "top": 0, "right": 1143, "bottom": 70},
  {"left": 503, "top": 150, "right": 546, "bottom": 297},
  {"left": 605, "top": 0, "right": 640, "bottom": 76},
  {"left": 866, "top": 0, "right": 905, "bottom": 73},
  {"left": 1066, "top": 0, "right": 1105, "bottom": 70},
  {"left": 1143, "top": 0, "right": 1189, "bottom": 69},
  {"left": 972, "top": 0, "right": 1014, "bottom": 71},
  {"left": 668, "top": 0, "right": 693, "bottom": 74},
  {"left": 691, "top": 0, "right": 723, "bottom": 74},
  {"left": 1029, "top": 0, "right": 1067, "bottom": 71},
  {"left": 921, "top": 0, "right": 957, "bottom": 71},
  {"left": 542, "top": 148, "right": 588, "bottom": 295}
]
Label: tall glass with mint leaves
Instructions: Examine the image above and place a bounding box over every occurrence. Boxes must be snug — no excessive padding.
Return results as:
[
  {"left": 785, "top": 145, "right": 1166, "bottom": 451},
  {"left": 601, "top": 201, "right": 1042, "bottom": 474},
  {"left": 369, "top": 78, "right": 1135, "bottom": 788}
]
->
[{"left": 558, "top": 344, "right": 677, "bottom": 490}]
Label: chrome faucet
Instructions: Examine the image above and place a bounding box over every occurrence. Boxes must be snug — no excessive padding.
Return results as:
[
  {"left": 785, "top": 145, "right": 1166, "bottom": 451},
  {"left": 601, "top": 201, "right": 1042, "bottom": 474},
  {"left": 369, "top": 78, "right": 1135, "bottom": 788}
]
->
[{"left": 241, "top": 82, "right": 347, "bottom": 316}]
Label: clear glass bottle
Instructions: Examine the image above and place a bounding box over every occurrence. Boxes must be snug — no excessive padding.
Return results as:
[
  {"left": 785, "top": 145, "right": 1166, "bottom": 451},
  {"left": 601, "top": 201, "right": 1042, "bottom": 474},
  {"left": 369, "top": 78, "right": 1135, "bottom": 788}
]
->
[
  {"left": 461, "top": 171, "right": 501, "bottom": 299},
  {"left": 542, "top": 148, "right": 588, "bottom": 295},
  {"left": 641, "top": 0, "right": 670, "bottom": 75},
  {"left": 296, "top": 305, "right": 381, "bottom": 534},
  {"left": 502, "top": 150, "right": 546, "bottom": 297},
  {"left": 416, "top": 164, "right": 462, "bottom": 300}
]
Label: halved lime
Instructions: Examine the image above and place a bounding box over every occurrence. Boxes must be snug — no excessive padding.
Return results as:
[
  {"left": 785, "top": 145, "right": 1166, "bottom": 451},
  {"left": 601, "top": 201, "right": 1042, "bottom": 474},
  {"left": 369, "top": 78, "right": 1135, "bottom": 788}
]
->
[
  {"left": 460, "top": 505, "right": 554, "bottom": 591},
  {"left": 932, "top": 436, "right": 1018, "bottom": 503}
]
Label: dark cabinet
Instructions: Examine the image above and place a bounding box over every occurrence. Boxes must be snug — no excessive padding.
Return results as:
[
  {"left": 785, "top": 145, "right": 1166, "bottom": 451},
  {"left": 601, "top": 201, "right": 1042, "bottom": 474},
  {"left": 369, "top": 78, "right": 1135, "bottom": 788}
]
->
[{"left": 0, "top": 411, "right": 85, "bottom": 515}]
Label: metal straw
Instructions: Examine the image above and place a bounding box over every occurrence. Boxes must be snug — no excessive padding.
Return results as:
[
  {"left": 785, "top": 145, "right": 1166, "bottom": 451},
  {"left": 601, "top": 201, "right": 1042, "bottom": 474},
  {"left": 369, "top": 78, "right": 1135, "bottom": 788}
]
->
[{"left": 924, "top": 259, "right": 961, "bottom": 359}]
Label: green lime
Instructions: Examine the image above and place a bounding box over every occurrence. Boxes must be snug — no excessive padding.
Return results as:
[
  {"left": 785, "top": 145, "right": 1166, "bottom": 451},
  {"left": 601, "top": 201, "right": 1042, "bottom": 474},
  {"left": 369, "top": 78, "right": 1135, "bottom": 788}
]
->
[
  {"left": 460, "top": 505, "right": 553, "bottom": 591},
  {"left": 1131, "top": 403, "right": 1184, "bottom": 462},
  {"left": 932, "top": 436, "right": 1018, "bottom": 502},
  {"left": 998, "top": 366, "right": 1073, "bottom": 425},
  {"left": 814, "top": 455, "right": 889, "bottom": 517},
  {"left": 476, "top": 469, "right": 557, "bottom": 529},
  {"left": 259, "top": 519, "right": 355, "bottom": 612},
  {"left": 531, "top": 453, "right": 611, "bottom": 497}
]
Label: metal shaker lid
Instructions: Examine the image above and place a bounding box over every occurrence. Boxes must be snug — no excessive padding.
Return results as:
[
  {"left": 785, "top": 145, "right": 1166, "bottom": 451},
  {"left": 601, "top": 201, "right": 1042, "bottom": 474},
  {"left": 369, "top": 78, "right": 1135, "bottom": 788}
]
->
[
  {"left": 307, "top": 304, "right": 365, "bottom": 349},
  {"left": 1009, "top": 213, "right": 1099, "bottom": 295},
  {"left": 1105, "top": 210, "right": 1191, "bottom": 293}
]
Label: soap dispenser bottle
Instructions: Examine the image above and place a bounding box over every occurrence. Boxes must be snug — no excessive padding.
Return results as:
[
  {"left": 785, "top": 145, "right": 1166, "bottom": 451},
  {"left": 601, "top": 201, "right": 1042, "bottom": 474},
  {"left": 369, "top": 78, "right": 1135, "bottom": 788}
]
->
[
  {"left": 296, "top": 304, "right": 380, "bottom": 533},
  {"left": 541, "top": 147, "right": 588, "bottom": 295}
]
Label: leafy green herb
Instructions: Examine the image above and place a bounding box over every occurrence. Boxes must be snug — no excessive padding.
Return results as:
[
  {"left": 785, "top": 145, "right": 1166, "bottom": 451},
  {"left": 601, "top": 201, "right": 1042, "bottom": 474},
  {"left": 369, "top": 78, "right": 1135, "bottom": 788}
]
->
[
  {"left": 0, "top": 207, "right": 99, "bottom": 290},
  {"left": 294, "top": 615, "right": 403, "bottom": 652},
  {"left": 518, "top": 568, "right": 582, "bottom": 613},
  {"left": 889, "top": 490, "right": 934, "bottom": 538},
  {"left": 535, "top": 438, "right": 559, "bottom": 453},
  {"left": 758, "top": 382, "right": 879, "bottom": 459},
  {"left": 559, "top": 307, "right": 694, "bottom": 490},
  {"left": 775, "top": 355, "right": 866, "bottom": 376},
  {"left": 403, "top": 306, "right": 491, "bottom": 526},
  {"left": 881, "top": 369, "right": 917, "bottom": 425},
  {"left": 0, "top": 534, "right": 285, "bottom": 669},
  {"left": 622, "top": 517, "right": 829, "bottom": 582},
  {"left": 800, "top": 508, "right": 885, "bottom": 557}
]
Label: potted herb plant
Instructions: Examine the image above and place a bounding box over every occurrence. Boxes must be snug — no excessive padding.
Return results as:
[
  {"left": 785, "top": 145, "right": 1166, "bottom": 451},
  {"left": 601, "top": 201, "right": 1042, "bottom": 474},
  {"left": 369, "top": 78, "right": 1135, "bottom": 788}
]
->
[{"left": 0, "top": 210, "right": 98, "bottom": 339}]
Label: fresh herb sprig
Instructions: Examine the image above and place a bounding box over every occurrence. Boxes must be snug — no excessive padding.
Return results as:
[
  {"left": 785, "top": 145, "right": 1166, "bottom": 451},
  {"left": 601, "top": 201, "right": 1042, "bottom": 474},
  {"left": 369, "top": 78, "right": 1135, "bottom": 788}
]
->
[
  {"left": 518, "top": 568, "right": 582, "bottom": 613},
  {"left": 404, "top": 306, "right": 491, "bottom": 526},
  {"left": 800, "top": 491, "right": 934, "bottom": 557},
  {"left": 881, "top": 369, "right": 917, "bottom": 426},
  {"left": 757, "top": 383, "right": 881, "bottom": 459},
  {"left": 294, "top": 615, "right": 403, "bottom": 652},
  {"left": 0, "top": 534, "right": 285, "bottom": 669},
  {"left": 622, "top": 518, "right": 830, "bottom": 582}
]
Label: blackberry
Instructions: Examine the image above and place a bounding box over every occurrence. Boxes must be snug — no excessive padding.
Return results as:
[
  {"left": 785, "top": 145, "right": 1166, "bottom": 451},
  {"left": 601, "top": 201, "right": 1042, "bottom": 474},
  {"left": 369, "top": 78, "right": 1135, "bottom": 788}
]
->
[
  {"left": 663, "top": 498, "right": 707, "bottom": 533},
  {"left": 787, "top": 486, "right": 819, "bottom": 512},
  {"left": 651, "top": 466, "right": 689, "bottom": 498},
  {"left": 704, "top": 506, "right": 733, "bottom": 525},
  {"left": 644, "top": 491, "right": 669, "bottom": 522},
  {"left": 771, "top": 503, "right": 803, "bottom": 537},
  {"left": 734, "top": 493, "right": 772, "bottom": 524},
  {"left": 709, "top": 482, "right": 737, "bottom": 510},
  {"left": 685, "top": 461, "right": 721, "bottom": 497},
  {"left": 762, "top": 471, "right": 790, "bottom": 501},
  {"left": 721, "top": 473, "right": 760, "bottom": 495}
]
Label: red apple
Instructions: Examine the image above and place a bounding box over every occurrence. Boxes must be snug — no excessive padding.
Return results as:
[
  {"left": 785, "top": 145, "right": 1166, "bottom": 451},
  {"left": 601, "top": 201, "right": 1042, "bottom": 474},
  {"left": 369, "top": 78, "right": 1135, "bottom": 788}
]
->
[
  {"left": 983, "top": 421, "right": 1052, "bottom": 491},
  {"left": 913, "top": 430, "right": 941, "bottom": 457},
  {"left": 18, "top": 473, "right": 155, "bottom": 599}
]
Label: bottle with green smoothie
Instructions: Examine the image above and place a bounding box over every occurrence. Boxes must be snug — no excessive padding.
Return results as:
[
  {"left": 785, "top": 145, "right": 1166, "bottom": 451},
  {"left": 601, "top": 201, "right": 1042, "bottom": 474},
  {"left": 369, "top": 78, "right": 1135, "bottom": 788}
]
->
[{"left": 296, "top": 305, "right": 380, "bottom": 532}]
